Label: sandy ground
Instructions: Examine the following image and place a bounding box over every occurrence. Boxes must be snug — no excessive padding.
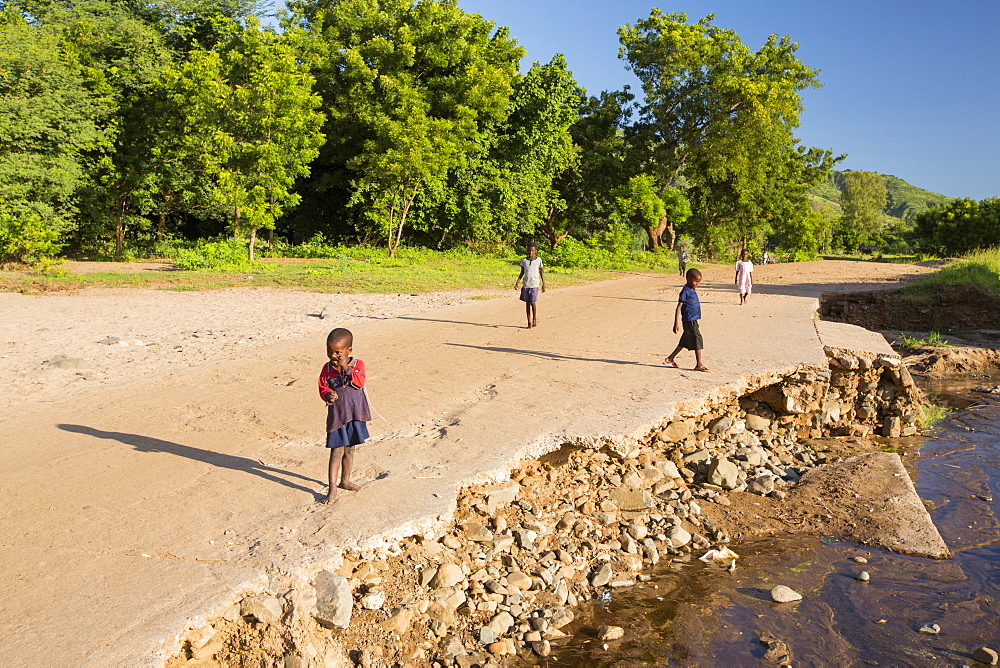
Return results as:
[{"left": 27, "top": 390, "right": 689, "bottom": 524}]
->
[
  {"left": 0, "top": 287, "right": 504, "bottom": 415},
  {"left": 0, "top": 259, "right": 926, "bottom": 415},
  {"left": 0, "top": 259, "right": 933, "bottom": 666}
]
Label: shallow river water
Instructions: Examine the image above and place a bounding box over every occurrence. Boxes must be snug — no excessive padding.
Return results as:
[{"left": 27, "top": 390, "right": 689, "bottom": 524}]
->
[{"left": 545, "top": 376, "right": 1000, "bottom": 667}]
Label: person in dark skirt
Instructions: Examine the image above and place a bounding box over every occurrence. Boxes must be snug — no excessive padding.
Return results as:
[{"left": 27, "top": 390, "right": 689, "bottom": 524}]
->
[
  {"left": 663, "top": 268, "right": 709, "bottom": 372},
  {"left": 318, "top": 327, "right": 371, "bottom": 504}
]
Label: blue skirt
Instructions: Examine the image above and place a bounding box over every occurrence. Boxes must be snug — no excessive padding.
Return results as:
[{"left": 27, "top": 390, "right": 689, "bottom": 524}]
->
[{"left": 326, "top": 421, "right": 369, "bottom": 448}]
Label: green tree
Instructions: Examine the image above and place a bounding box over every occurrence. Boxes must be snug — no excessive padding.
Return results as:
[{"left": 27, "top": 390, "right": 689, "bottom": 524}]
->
[
  {"left": 617, "top": 11, "right": 830, "bottom": 252},
  {"left": 544, "top": 89, "right": 632, "bottom": 248},
  {"left": 839, "top": 170, "right": 887, "bottom": 247},
  {"left": 164, "top": 21, "right": 326, "bottom": 260},
  {"left": 613, "top": 175, "right": 690, "bottom": 249},
  {"left": 292, "top": 0, "right": 523, "bottom": 255},
  {"left": 419, "top": 54, "right": 583, "bottom": 249},
  {"left": 915, "top": 197, "right": 1000, "bottom": 256},
  {"left": 0, "top": 8, "right": 107, "bottom": 260}
]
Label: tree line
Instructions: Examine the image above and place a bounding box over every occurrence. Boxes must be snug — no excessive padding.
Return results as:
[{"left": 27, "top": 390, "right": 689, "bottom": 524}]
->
[{"left": 5, "top": 0, "right": 934, "bottom": 267}]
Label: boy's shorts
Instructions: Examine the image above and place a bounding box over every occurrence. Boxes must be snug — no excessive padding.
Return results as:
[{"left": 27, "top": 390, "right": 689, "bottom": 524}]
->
[
  {"left": 679, "top": 319, "right": 703, "bottom": 350},
  {"left": 519, "top": 287, "right": 539, "bottom": 303}
]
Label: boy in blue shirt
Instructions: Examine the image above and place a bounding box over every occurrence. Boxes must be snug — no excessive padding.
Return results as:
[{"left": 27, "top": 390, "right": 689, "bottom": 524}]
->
[{"left": 663, "top": 268, "right": 709, "bottom": 371}]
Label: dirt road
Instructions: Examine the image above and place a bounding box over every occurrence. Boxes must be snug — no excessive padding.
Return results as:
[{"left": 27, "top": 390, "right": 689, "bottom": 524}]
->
[{"left": 0, "top": 260, "right": 930, "bottom": 665}]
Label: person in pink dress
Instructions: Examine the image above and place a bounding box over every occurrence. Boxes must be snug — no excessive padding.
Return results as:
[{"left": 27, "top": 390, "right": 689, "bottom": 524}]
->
[{"left": 735, "top": 249, "right": 754, "bottom": 305}]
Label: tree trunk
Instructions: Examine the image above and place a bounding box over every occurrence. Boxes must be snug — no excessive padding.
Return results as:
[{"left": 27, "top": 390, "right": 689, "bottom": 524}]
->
[
  {"left": 267, "top": 228, "right": 273, "bottom": 249},
  {"left": 115, "top": 199, "right": 126, "bottom": 257},
  {"left": 156, "top": 213, "right": 166, "bottom": 243},
  {"left": 540, "top": 208, "right": 570, "bottom": 249},
  {"left": 641, "top": 214, "right": 669, "bottom": 250},
  {"left": 248, "top": 226, "right": 257, "bottom": 262},
  {"left": 665, "top": 218, "right": 676, "bottom": 250}
]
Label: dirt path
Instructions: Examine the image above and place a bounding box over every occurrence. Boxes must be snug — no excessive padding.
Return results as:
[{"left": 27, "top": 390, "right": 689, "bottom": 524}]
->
[{"left": 0, "top": 260, "right": 932, "bottom": 665}]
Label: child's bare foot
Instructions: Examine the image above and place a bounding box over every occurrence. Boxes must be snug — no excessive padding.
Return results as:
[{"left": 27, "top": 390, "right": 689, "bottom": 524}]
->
[
  {"left": 338, "top": 481, "right": 362, "bottom": 492},
  {"left": 663, "top": 359, "right": 678, "bottom": 368},
  {"left": 531, "top": 319, "right": 537, "bottom": 327},
  {"left": 320, "top": 493, "right": 338, "bottom": 505}
]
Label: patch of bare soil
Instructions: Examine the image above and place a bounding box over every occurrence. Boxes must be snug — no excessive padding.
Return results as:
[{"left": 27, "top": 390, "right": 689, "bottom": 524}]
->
[
  {"left": 705, "top": 437, "right": 879, "bottom": 540},
  {"left": 904, "top": 345, "right": 1000, "bottom": 378},
  {"left": 61, "top": 260, "right": 181, "bottom": 274}
]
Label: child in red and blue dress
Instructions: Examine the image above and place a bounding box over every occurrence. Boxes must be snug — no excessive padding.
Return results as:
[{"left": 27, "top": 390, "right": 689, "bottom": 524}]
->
[{"left": 318, "top": 327, "right": 371, "bottom": 505}]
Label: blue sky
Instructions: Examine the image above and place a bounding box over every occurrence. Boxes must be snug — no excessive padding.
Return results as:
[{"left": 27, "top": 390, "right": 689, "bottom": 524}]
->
[{"left": 456, "top": 0, "right": 999, "bottom": 200}]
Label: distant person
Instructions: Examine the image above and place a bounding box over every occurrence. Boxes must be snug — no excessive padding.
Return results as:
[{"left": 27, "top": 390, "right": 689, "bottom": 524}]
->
[
  {"left": 663, "top": 268, "right": 709, "bottom": 372},
  {"left": 735, "top": 248, "right": 754, "bottom": 305},
  {"left": 761, "top": 250, "right": 770, "bottom": 264},
  {"left": 677, "top": 245, "right": 688, "bottom": 276},
  {"left": 514, "top": 242, "right": 545, "bottom": 328},
  {"left": 318, "top": 327, "right": 370, "bottom": 504}
]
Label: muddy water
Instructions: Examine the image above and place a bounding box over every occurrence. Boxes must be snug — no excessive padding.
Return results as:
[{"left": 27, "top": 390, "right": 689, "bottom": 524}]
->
[{"left": 546, "top": 377, "right": 1000, "bottom": 667}]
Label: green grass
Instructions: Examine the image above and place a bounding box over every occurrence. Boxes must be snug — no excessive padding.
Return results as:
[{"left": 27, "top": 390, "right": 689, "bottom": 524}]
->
[
  {"left": 899, "top": 331, "right": 952, "bottom": 349},
  {"left": 903, "top": 248, "right": 1000, "bottom": 296},
  {"left": 0, "top": 248, "right": 676, "bottom": 294},
  {"left": 918, "top": 402, "right": 953, "bottom": 430}
]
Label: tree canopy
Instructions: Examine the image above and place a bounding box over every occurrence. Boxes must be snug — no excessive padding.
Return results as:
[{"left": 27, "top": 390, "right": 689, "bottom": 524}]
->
[{"left": 0, "top": 0, "right": 879, "bottom": 265}]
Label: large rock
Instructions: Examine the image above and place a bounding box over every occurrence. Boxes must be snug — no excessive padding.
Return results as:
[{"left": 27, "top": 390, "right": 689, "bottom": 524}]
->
[
  {"left": 707, "top": 458, "right": 740, "bottom": 490},
  {"left": 240, "top": 597, "right": 282, "bottom": 624},
  {"left": 430, "top": 563, "right": 465, "bottom": 589},
  {"left": 658, "top": 420, "right": 695, "bottom": 443},
  {"left": 609, "top": 487, "right": 655, "bottom": 511},
  {"left": 484, "top": 481, "right": 520, "bottom": 512},
  {"left": 590, "top": 563, "right": 612, "bottom": 587},
  {"left": 770, "top": 585, "right": 802, "bottom": 603},
  {"left": 314, "top": 571, "right": 353, "bottom": 629},
  {"left": 485, "top": 611, "right": 515, "bottom": 636},
  {"left": 667, "top": 525, "right": 692, "bottom": 547},
  {"left": 744, "top": 414, "right": 771, "bottom": 432}
]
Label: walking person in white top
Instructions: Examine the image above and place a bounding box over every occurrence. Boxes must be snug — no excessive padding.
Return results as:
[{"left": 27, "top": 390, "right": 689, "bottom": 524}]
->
[
  {"left": 514, "top": 242, "right": 546, "bottom": 328},
  {"left": 735, "top": 248, "right": 754, "bottom": 305}
]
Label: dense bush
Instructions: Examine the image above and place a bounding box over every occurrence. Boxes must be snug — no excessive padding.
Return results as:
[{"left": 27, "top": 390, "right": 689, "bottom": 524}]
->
[
  {"left": 173, "top": 239, "right": 264, "bottom": 271},
  {"left": 0, "top": 212, "right": 62, "bottom": 265}
]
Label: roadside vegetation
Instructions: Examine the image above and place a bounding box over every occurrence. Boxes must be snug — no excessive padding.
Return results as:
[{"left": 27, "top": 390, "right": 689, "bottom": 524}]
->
[
  {"left": 903, "top": 248, "right": 1000, "bottom": 297},
  {"left": 0, "top": 238, "right": 684, "bottom": 293},
  {"left": 1, "top": 0, "right": 990, "bottom": 280}
]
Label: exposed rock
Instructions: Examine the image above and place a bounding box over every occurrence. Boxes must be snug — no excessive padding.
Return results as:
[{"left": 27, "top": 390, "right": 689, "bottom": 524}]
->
[
  {"left": 770, "top": 585, "right": 802, "bottom": 603},
  {"left": 379, "top": 607, "right": 412, "bottom": 634},
  {"left": 484, "top": 481, "right": 520, "bottom": 512},
  {"left": 918, "top": 623, "right": 940, "bottom": 634},
  {"left": 314, "top": 571, "right": 353, "bottom": 629},
  {"left": 590, "top": 563, "right": 613, "bottom": 587},
  {"left": 430, "top": 563, "right": 465, "bottom": 589},
  {"left": 744, "top": 414, "right": 771, "bottom": 432},
  {"left": 240, "top": 596, "right": 283, "bottom": 624},
  {"left": 529, "top": 640, "right": 551, "bottom": 657},
  {"left": 609, "top": 488, "right": 654, "bottom": 511},
  {"left": 973, "top": 647, "right": 999, "bottom": 666},
  {"left": 597, "top": 625, "right": 624, "bottom": 641},
  {"left": 707, "top": 458, "right": 740, "bottom": 490},
  {"left": 506, "top": 571, "right": 532, "bottom": 591}
]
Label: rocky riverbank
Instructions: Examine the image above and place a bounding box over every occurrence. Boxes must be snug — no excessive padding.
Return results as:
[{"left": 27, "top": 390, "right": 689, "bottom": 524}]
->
[{"left": 168, "top": 345, "right": 938, "bottom": 667}]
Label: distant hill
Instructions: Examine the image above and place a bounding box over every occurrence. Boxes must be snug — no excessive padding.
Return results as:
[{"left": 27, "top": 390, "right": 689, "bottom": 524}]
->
[{"left": 808, "top": 170, "right": 954, "bottom": 221}]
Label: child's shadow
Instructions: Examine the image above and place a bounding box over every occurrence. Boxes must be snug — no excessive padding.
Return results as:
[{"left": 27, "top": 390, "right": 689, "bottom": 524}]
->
[{"left": 58, "top": 424, "right": 323, "bottom": 495}]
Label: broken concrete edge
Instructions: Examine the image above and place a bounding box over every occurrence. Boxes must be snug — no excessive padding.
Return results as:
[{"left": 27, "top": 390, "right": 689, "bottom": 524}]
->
[{"left": 157, "top": 350, "right": 938, "bottom": 666}]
